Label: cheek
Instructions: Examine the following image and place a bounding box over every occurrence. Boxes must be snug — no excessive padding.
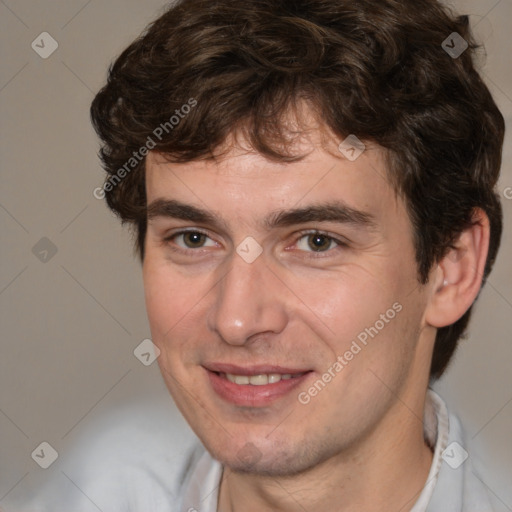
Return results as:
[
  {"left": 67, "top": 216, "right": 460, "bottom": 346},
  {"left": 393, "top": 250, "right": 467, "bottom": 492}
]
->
[
  {"left": 294, "top": 268, "right": 420, "bottom": 396},
  {"left": 143, "top": 264, "right": 190, "bottom": 360},
  {"left": 143, "top": 260, "right": 216, "bottom": 372},
  {"left": 289, "top": 268, "right": 400, "bottom": 344},
  {"left": 144, "top": 261, "right": 200, "bottom": 331},
  {"left": 144, "top": 269, "right": 173, "bottom": 334}
]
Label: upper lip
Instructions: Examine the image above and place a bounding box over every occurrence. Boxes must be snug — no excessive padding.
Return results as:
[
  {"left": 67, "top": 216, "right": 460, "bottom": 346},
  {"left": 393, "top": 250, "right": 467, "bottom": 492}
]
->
[{"left": 204, "top": 363, "right": 312, "bottom": 376}]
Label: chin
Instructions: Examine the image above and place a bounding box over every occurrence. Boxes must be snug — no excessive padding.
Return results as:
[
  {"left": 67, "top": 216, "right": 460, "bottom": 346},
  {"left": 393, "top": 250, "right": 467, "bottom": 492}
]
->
[{"left": 211, "top": 439, "right": 325, "bottom": 477}]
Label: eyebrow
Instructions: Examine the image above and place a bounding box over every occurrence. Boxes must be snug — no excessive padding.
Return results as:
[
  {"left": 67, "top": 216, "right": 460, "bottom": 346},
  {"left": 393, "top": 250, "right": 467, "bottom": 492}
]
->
[{"left": 147, "top": 199, "right": 377, "bottom": 231}]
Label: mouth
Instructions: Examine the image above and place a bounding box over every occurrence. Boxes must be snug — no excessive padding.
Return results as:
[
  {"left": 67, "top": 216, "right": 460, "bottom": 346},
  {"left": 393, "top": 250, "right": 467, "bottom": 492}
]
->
[
  {"left": 222, "top": 372, "right": 306, "bottom": 385},
  {"left": 204, "top": 364, "right": 313, "bottom": 407}
]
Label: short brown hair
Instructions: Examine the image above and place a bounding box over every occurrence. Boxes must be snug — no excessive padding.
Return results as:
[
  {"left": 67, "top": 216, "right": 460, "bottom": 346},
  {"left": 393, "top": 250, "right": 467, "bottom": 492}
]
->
[{"left": 90, "top": 0, "right": 505, "bottom": 379}]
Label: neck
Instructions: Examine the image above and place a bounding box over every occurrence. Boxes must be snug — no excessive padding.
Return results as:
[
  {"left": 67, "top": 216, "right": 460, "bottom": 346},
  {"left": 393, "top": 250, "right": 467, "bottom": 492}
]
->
[{"left": 218, "top": 392, "right": 434, "bottom": 512}]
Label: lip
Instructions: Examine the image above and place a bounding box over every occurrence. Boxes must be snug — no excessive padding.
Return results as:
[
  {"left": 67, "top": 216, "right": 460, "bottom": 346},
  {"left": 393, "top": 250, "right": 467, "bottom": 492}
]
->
[{"left": 204, "top": 363, "right": 313, "bottom": 407}]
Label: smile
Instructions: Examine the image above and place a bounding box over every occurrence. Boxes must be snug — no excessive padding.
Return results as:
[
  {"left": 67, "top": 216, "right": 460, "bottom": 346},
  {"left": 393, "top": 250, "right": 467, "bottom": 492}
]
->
[
  {"left": 223, "top": 372, "right": 307, "bottom": 385},
  {"left": 205, "top": 365, "right": 313, "bottom": 406}
]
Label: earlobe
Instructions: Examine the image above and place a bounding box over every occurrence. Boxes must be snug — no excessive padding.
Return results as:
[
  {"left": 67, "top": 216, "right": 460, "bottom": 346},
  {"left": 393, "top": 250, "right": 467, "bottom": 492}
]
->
[{"left": 425, "top": 209, "right": 490, "bottom": 328}]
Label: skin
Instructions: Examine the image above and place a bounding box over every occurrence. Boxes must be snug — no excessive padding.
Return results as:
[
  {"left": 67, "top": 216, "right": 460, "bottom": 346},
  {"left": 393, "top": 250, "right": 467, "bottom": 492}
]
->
[{"left": 142, "top": 118, "right": 489, "bottom": 511}]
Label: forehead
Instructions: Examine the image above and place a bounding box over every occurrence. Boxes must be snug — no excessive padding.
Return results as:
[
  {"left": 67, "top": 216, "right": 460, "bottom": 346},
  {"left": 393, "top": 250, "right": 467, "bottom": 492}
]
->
[
  {"left": 145, "top": 101, "right": 396, "bottom": 207},
  {"left": 144, "top": 134, "right": 406, "bottom": 237}
]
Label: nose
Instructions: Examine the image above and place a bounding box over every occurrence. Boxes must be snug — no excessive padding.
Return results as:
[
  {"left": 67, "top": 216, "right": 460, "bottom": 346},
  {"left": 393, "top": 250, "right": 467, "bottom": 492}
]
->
[{"left": 207, "top": 251, "right": 288, "bottom": 346}]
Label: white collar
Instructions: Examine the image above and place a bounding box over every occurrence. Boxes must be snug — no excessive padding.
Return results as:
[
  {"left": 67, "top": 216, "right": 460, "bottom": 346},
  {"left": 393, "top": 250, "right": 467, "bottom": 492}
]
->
[
  {"left": 409, "top": 389, "right": 450, "bottom": 511},
  {"left": 180, "top": 389, "right": 450, "bottom": 512}
]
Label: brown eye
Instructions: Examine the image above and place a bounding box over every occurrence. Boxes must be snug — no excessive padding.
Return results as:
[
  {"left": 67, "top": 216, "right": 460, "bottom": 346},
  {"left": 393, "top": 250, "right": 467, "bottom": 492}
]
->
[
  {"left": 170, "top": 231, "right": 216, "bottom": 250},
  {"left": 294, "top": 232, "right": 343, "bottom": 254},
  {"left": 183, "top": 232, "right": 206, "bottom": 248},
  {"left": 307, "top": 234, "right": 333, "bottom": 251}
]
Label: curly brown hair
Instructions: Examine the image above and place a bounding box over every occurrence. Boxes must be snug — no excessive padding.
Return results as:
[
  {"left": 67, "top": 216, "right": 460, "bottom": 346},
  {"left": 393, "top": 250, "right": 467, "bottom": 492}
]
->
[{"left": 90, "top": 0, "right": 505, "bottom": 380}]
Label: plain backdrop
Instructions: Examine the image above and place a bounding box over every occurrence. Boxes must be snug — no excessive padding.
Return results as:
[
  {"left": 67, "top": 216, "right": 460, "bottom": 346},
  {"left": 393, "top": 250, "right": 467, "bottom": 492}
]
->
[{"left": 1, "top": 0, "right": 511, "bottom": 509}]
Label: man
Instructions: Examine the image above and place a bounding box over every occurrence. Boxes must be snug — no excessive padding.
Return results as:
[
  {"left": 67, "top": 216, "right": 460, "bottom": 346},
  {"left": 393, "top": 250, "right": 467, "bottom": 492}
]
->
[{"left": 35, "top": 0, "right": 505, "bottom": 510}]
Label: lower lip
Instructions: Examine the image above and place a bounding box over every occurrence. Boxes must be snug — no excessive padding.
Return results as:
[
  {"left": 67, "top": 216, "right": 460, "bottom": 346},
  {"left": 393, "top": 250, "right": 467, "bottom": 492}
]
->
[{"left": 206, "top": 370, "right": 312, "bottom": 407}]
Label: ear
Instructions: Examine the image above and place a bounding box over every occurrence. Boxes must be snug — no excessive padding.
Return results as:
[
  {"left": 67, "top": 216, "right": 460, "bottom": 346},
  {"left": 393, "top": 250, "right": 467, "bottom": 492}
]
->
[{"left": 424, "top": 208, "right": 490, "bottom": 328}]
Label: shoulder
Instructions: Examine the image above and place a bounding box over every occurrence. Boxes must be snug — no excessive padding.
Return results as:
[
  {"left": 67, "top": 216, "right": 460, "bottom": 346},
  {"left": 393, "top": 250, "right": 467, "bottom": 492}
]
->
[
  {"left": 427, "top": 390, "right": 498, "bottom": 512},
  {"left": 20, "top": 395, "right": 201, "bottom": 512}
]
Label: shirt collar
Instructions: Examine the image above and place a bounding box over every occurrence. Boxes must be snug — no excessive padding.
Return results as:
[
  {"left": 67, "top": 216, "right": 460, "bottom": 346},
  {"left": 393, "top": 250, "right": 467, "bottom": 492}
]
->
[{"left": 410, "top": 388, "right": 450, "bottom": 511}]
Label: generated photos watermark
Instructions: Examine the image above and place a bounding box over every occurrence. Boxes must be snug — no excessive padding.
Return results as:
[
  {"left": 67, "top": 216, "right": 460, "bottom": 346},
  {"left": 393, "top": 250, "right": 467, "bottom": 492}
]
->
[
  {"left": 298, "top": 301, "right": 403, "bottom": 404},
  {"left": 93, "top": 98, "right": 197, "bottom": 200}
]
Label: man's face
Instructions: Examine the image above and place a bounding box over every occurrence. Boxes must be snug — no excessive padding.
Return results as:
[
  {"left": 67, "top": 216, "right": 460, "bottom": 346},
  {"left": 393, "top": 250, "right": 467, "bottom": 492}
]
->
[{"left": 142, "top": 128, "right": 435, "bottom": 476}]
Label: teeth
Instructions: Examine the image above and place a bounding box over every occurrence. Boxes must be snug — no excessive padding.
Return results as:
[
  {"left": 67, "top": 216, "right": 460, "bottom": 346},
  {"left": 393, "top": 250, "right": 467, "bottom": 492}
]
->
[
  {"left": 225, "top": 373, "right": 300, "bottom": 385},
  {"left": 248, "top": 374, "right": 268, "bottom": 385},
  {"left": 232, "top": 375, "right": 250, "bottom": 384}
]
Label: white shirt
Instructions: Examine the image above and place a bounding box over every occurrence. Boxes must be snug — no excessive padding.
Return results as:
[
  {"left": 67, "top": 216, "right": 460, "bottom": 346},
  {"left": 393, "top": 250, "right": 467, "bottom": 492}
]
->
[{"left": 16, "top": 390, "right": 496, "bottom": 512}]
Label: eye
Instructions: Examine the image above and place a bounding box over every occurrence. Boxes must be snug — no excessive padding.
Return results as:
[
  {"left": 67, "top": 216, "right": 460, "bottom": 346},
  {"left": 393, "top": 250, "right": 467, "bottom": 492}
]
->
[
  {"left": 167, "top": 230, "right": 217, "bottom": 250},
  {"left": 295, "top": 232, "right": 344, "bottom": 253}
]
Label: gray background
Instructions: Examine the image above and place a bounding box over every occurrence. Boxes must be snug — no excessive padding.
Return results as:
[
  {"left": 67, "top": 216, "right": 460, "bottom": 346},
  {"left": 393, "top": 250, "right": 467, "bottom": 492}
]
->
[{"left": 1, "top": 0, "right": 511, "bottom": 509}]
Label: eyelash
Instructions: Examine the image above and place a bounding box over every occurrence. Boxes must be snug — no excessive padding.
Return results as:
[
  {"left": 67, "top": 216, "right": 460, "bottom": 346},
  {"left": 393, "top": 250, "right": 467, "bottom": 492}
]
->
[{"left": 162, "top": 229, "right": 348, "bottom": 258}]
